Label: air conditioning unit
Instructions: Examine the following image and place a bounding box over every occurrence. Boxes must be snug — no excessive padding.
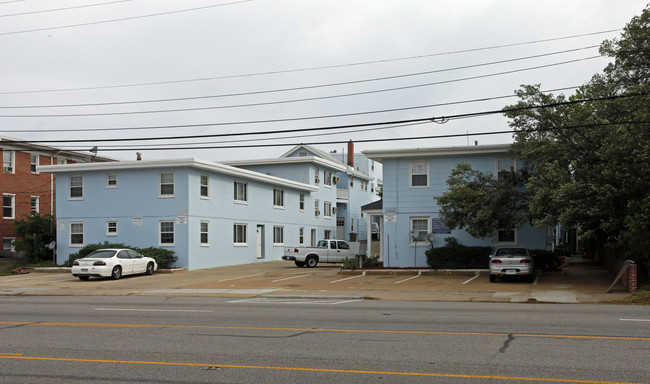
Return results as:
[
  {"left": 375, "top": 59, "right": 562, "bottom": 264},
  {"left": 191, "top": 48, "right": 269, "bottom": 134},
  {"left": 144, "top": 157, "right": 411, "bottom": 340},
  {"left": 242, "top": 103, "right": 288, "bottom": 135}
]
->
[
  {"left": 332, "top": 207, "right": 338, "bottom": 213},
  {"left": 315, "top": 210, "right": 321, "bottom": 216}
]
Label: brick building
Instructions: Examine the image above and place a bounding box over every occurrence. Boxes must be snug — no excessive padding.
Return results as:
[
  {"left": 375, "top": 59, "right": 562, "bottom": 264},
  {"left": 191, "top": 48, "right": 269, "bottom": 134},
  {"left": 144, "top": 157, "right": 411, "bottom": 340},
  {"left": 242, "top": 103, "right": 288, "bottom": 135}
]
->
[{"left": 1, "top": 136, "right": 114, "bottom": 256}]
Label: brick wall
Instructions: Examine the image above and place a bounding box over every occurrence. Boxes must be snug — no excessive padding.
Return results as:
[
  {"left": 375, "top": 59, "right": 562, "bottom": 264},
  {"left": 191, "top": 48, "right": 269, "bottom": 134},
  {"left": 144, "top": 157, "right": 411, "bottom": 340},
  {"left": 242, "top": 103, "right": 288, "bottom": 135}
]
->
[
  {"left": 1, "top": 150, "right": 56, "bottom": 245},
  {"left": 602, "top": 247, "right": 638, "bottom": 293}
]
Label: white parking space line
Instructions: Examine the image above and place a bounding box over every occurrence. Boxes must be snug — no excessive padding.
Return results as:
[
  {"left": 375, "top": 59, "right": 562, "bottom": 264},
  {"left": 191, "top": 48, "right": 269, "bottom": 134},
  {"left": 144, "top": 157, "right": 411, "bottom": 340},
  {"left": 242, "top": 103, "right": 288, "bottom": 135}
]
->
[
  {"left": 272, "top": 274, "right": 310, "bottom": 283},
  {"left": 96, "top": 308, "right": 214, "bottom": 313},
  {"left": 620, "top": 318, "right": 650, "bottom": 322},
  {"left": 395, "top": 271, "right": 421, "bottom": 284},
  {"left": 461, "top": 273, "right": 480, "bottom": 285},
  {"left": 331, "top": 272, "right": 365, "bottom": 284},
  {"left": 217, "top": 273, "right": 263, "bottom": 283}
]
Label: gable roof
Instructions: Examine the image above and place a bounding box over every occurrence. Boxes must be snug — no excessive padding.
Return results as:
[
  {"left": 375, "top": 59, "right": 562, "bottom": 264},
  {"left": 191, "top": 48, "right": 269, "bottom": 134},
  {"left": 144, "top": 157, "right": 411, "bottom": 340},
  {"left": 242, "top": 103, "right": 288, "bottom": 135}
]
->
[
  {"left": 281, "top": 144, "right": 374, "bottom": 181},
  {"left": 38, "top": 158, "right": 318, "bottom": 192},
  {"left": 224, "top": 155, "right": 347, "bottom": 172}
]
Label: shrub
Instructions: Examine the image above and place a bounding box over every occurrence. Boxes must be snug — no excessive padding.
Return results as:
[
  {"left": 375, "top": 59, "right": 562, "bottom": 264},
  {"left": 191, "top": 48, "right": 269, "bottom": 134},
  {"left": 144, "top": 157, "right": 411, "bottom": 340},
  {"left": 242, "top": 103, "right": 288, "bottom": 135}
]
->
[
  {"left": 137, "top": 247, "right": 177, "bottom": 268},
  {"left": 426, "top": 240, "right": 491, "bottom": 269},
  {"left": 341, "top": 256, "right": 359, "bottom": 269}
]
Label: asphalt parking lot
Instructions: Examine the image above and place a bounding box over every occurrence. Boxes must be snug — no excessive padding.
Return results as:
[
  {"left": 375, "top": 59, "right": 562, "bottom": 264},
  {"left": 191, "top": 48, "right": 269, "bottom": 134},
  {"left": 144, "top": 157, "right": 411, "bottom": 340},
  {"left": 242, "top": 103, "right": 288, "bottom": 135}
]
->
[{"left": 0, "top": 256, "right": 630, "bottom": 303}]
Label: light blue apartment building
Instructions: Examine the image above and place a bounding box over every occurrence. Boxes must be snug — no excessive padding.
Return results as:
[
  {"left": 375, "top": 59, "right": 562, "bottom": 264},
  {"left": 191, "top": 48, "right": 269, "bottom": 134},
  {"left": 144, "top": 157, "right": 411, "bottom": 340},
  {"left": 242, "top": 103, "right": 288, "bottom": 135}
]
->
[
  {"left": 39, "top": 158, "right": 339, "bottom": 270},
  {"left": 363, "top": 144, "right": 550, "bottom": 268},
  {"left": 228, "top": 144, "right": 381, "bottom": 243}
]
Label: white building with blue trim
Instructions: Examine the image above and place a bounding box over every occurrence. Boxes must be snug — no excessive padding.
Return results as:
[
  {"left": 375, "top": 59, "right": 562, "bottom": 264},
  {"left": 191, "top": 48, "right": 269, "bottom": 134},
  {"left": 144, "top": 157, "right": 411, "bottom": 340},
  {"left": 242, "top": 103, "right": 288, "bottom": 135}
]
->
[{"left": 363, "top": 144, "right": 550, "bottom": 268}]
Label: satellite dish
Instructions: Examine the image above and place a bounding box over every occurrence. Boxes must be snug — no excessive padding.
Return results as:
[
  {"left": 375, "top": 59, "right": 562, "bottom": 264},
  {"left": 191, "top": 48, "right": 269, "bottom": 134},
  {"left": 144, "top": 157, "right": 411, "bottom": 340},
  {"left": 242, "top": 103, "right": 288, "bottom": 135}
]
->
[
  {"left": 46, "top": 241, "right": 56, "bottom": 250},
  {"left": 426, "top": 233, "right": 435, "bottom": 242}
]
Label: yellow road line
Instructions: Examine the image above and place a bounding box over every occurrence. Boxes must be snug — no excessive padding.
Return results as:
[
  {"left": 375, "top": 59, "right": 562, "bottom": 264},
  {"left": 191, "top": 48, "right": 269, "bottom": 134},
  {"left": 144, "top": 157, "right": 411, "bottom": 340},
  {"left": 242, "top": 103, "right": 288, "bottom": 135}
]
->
[
  {"left": 0, "top": 354, "right": 642, "bottom": 384},
  {"left": 1, "top": 320, "right": 648, "bottom": 341}
]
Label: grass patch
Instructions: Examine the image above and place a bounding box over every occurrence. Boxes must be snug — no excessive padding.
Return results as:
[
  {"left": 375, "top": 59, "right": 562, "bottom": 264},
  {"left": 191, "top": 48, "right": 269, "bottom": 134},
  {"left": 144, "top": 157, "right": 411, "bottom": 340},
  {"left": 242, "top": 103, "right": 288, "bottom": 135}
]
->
[{"left": 607, "top": 290, "right": 650, "bottom": 305}]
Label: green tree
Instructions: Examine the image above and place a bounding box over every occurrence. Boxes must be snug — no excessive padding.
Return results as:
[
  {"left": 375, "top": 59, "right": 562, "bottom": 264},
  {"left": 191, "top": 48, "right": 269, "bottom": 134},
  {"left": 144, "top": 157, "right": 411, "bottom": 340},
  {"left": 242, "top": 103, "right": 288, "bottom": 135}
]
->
[
  {"left": 435, "top": 162, "right": 531, "bottom": 239},
  {"left": 13, "top": 214, "right": 56, "bottom": 262},
  {"left": 436, "top": 6, "right": 650, "bottom": 280}
]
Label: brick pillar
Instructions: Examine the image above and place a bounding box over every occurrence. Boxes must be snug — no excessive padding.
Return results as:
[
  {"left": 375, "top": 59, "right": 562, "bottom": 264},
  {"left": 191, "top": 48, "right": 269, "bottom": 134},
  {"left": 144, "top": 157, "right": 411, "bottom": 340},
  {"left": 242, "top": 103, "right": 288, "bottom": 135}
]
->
[{"left": 627, "top": 263, "right": 637, "bottom": 293}]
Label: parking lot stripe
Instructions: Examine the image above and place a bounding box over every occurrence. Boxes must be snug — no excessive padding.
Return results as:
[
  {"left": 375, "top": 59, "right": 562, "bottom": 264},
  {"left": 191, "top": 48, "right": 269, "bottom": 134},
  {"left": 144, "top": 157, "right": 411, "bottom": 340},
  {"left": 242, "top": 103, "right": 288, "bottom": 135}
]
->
[
  {"left": 271, "top": 274, "right": 310, "bottom": 283},
  {"left": 217, "top": 273, "right": 263, "bottom": 282},
  {"left": 331, "top": 272, "right": 365, "bottom": 284},
  {"left": 395, "top": 271, "right": 421, "bottom": 284},
  {"left": 462, "top": 273, "right": 480, "bottom": 285}
]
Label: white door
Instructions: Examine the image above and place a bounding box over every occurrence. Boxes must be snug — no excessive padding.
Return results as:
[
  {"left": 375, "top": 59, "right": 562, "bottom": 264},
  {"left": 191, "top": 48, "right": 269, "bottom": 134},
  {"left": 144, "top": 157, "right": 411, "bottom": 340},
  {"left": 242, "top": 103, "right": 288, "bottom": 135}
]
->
[
  {"left": 336, "top": 218, "right": 345, "bottom": 240},
  {"left": 257, "top": 226, "right": 263, "bottom": 259}
]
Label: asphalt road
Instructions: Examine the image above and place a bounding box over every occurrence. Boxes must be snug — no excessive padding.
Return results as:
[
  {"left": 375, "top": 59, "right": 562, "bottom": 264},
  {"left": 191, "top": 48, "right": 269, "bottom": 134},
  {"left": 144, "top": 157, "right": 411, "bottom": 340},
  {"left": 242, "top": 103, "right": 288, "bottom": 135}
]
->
[{"left": 1, "top": 296, "right": 649, "bottom": 383}]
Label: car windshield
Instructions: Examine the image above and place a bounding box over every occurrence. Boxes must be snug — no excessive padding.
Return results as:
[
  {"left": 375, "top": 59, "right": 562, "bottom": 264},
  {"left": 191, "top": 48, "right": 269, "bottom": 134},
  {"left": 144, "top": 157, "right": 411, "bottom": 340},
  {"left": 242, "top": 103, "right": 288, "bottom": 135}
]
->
[
  {"left": 495, "top": 248, "right": 527, "bottom": 256},
  {"left": 84, "top": 250, "right": 117, "bottom": 259},
  {"left": 316, "top": 240, "right": 328, "bottom": 248}
]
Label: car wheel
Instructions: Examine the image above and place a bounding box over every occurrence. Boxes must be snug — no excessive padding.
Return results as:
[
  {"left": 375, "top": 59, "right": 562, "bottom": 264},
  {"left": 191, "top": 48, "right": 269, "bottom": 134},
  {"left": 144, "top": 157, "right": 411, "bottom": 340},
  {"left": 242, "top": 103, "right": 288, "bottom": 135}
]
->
[
  {"left": 305, "top": 256, "right": 318, "bottom": 268},
  {"left": 146, "top": 262, "right": 155, "bottom": 275},
  {"left": 78, "top": 276, "right": 90, "bottom": 281},
  {"left": 295, "top": 261, "right": 306, "bottom": 268},
  {"left": 111, "top": 266, "right": 122, "bottom": 280},
  {"left": 489, "top": 274, "right": 496, "bottom": 282}
]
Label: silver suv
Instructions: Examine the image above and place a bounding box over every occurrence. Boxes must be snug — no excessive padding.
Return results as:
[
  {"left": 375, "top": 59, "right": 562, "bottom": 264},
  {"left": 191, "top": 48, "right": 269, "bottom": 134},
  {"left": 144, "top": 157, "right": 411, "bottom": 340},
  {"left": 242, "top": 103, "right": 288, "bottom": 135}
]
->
[{"left": 489, "top": 247, "right": 535, "bottom": 282}]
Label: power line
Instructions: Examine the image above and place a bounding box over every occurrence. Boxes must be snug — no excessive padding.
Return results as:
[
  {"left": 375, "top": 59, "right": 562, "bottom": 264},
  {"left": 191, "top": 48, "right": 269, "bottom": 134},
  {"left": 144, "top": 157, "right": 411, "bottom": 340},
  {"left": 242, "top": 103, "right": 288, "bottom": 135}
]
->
[
  {"left": 51, "top": 121, "right": 650, "bottom": 152},
  {"left": 0, "top": 0, "right": 252, "bottom": 36},
  {"left": 0, "top": 56, "right": 604, "bottom": 118},
  {"left": 0, "top": 29, "right": 619, "bottom": 95},
  {"left": 0, "top": 46, "right": 599, "bottom": 111},
  {"left": 0, "top": 85, "right": 583, "bottom": 133},
  {"left": 4, "top": 92, "right": 645, "bottom": 145},
  {"left": 0, "top": 0, "right": 131, "bottom": 18}
]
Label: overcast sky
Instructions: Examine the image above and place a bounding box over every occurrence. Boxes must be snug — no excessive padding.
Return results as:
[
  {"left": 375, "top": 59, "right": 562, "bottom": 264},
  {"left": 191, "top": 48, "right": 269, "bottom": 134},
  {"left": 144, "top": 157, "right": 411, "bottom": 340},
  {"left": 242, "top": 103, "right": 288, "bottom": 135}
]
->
[{"left": 1, "top": 0, "right": 647, "bottom": 162}]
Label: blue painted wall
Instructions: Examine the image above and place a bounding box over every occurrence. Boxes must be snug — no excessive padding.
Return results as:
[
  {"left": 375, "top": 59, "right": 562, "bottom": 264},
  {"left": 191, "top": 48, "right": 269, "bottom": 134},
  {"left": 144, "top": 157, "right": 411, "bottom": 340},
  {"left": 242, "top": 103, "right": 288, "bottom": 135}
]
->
[
  {"left": 53, "top": 163, "right": 335, "bottom": 270},
  {"left": 380, "top": 153, "right": 548, "bottom": 268}
]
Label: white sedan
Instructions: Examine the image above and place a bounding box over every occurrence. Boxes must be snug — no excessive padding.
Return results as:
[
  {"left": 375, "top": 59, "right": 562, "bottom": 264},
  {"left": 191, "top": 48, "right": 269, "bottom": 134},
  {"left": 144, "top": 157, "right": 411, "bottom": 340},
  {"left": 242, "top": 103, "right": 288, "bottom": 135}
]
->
[{"left": 71, "top": 248, "right": 157, "bottom": 280}]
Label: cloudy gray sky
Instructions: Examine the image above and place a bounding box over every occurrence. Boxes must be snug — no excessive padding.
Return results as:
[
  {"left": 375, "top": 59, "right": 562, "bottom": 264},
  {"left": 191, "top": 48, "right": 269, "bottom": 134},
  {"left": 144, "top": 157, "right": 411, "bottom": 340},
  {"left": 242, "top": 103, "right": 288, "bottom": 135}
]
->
[{"left": 1, "top": 0, "right": 647, "bottom": 162}]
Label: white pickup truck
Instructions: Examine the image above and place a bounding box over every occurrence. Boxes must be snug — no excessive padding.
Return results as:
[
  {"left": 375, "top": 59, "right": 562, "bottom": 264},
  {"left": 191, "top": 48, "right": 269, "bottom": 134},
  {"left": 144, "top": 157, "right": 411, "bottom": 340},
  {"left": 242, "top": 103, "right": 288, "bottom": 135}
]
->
[{"left": 283, "top": 239, "right": 363, "bottom": 268}]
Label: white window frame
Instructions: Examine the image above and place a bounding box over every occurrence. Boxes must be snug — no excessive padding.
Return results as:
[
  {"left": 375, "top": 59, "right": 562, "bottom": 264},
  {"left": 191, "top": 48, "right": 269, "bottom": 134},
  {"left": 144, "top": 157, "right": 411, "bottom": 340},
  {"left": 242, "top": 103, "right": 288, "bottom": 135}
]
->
[
  {"left": 70, "top": 222, "right": 84, "bottom": 247},
  {"left": 349, "top": 177, "right": 354, "bottom": 188},
  {"left": 496, "top": 158, "right": 516, "bottom": 180},
  {"left": 159, "top": 172, "right": 175, "bottom": 197},
  {"left": 273, "top": 225, "right": 284, "bottom": 246},
  {"left": 496, "top": 218, "right": 517, "bottom": 245},
  {"left": 31, "top": 154, "right": 39, "bottom": 174},
  {"left": 273, "top": 189, "right": 284, "bottom": 209},
  {"left": 200, "top": 221, "right": 209, "bottom": 246},
  {"left": 200, "top": 174, "right": 209, "bottom": 199},
  {"left": 234, "top": 181, "right": 248, "bottom": 203},
  {"left": 31, "top": 196, "right": 39, "bottom": 215},
  {"left": 324, "top": 230, "right": 332, "bottom": 240},
  {"left": 159, "top": 220, "right": 175, "bottom": 246},
  {"left": 3, "top": 150, "right": 15, "bottom": 173},
  {"left": 410, "top": 217, "right": 430, "bottom": 244},
  {"left": 233, "top": 223, "right": 247, "bottom": 246},
  {"left": 314, "top": 199, "right": 320, "bottom": 217},
  {"left": 324, "top": 170, "right": 332, "bottom": 187},
  {"left": 106, "top": 221, "right": 118, "bottom": 236},
  {"left": 410, "top": 160, "right": 429, "bottom": 188},
  {"left": 3, "top": 237, "right": 15, "bottom": 252},
  {"left": 324, "top": 201, "right": 332, "bottom": 218},
  {"left": 299, "top": 227, "right": 304, "bottom": 246},
  {"left": 69, "top": 175, "right": 84, "bottom": 200},
  {"left": 106, "top": 174, "right": 118, "bottom": 188},
  {"left": 299, "top": 193, "right": 305, "bottom": 211},
  {"left": 314, "top": 167, "right": 320, "bottom": 184},
  {"left": 3, "top": 194, "right": 15, "bottom": 219}
]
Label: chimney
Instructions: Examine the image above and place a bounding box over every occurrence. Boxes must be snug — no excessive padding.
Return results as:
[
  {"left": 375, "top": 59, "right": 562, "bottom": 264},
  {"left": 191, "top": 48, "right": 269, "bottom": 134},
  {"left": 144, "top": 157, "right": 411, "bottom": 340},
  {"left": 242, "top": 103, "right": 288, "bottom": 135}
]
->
[{"left": 347, "top": 141, "right": 354, "bottom": 167}]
